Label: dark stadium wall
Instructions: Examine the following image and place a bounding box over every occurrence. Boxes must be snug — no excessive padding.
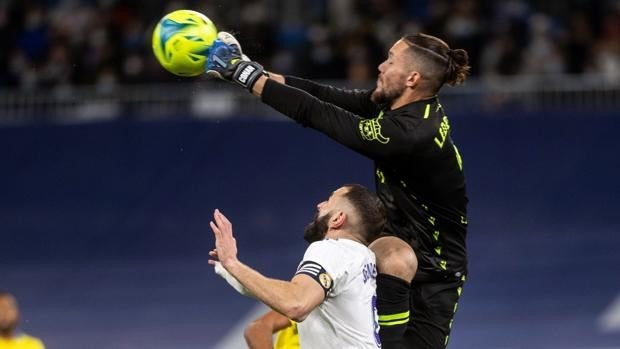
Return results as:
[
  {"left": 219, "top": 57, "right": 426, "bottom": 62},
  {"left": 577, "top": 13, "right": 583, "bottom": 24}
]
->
[
  {"left": 2, "top": 111, "right": 619, "bottom": 349},
  {"left": 0, "top": 111, "right": 618, "bottom": 265}
]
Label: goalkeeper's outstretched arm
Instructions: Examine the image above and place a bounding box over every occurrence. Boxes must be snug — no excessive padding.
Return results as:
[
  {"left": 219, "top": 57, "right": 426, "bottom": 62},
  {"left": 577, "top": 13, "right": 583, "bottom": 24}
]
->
[{"left": 208, "top": 32, "right": 377, "bottom": 117}]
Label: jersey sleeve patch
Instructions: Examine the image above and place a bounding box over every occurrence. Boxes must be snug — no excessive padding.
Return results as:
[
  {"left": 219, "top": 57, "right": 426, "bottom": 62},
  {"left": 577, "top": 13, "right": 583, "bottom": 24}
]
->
[
  {"left": 359, "top": 110, "right": 390, "bottom": 144},
  {"left": 295, "top": 260, "right": 333, "bottom": 296}
]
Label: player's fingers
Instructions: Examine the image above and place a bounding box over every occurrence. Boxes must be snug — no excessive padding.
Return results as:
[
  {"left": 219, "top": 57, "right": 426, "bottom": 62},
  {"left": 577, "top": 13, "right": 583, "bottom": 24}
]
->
[
  {"left": 210, "top": 221, "right": 221, "bottom": 238},
  {"left": 208, "top": 260, "right": 217, "bottom": 266},
  {"left": 205, "top": 70, "right": 223, "bottom": 79},
  {"left": 218, "top": 210, "right": 233, "bottom": 228},
  {"left": 213, "top": 209, "right": 223, "bottom": 227},
  {"left": 214, "top": 209, "right": 230, "bottom": 233},
  {"left": 215, "top": 209, "right": 232, "bottom": 230}
]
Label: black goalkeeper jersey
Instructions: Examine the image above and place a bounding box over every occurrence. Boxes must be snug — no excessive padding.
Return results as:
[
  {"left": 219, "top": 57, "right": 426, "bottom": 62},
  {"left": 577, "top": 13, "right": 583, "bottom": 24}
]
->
[{"left": 261, "top": 76, "right": 468, "bottom": 281}]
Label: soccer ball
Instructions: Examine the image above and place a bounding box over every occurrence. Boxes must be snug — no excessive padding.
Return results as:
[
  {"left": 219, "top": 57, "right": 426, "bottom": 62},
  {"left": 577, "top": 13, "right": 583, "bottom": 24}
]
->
[{"left": 152, "top": 10, "right": 218, "bottom": 77}]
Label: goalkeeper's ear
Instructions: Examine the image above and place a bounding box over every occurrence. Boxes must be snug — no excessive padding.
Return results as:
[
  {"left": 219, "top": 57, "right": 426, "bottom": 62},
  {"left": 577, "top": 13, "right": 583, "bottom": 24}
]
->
[{"left": 217, "top": 31, "right": 250, "bottom": 61}]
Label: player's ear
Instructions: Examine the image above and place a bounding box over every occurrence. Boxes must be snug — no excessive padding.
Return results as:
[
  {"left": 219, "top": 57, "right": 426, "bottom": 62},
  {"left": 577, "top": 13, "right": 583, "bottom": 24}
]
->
[
  {"left": 406, "top": 71, "right": 421, "bottom": 88},
  {"left": 330, "top": 211, "right": 346, "bottom": 229}
]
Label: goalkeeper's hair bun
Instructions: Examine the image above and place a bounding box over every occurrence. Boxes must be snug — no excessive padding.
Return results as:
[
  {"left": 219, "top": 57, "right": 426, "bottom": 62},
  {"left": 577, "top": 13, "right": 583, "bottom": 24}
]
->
[
  {"left": 402, "top": 33, "right": 470, "bottom": 88},
  {"left": 445, "top": 48, "right": 470, "bottom": 86}
]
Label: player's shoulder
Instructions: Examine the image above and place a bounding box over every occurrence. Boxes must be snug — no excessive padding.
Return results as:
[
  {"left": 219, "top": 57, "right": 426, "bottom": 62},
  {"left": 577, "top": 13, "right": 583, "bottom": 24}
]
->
[
  {"left": 305, "top": 239, "right": 341, "bottom": 256},
  {"left": 14, "top": 334, "right": 45, "bottom": 349},
  {"left": 308, "top": 238, "right": 366, "bottom": 250},
  {"left": 392, "top": 97, "right": 444, "bottom": 121},
  {"left": 307, "top": 239, "right": 373, "bottom": 262}
]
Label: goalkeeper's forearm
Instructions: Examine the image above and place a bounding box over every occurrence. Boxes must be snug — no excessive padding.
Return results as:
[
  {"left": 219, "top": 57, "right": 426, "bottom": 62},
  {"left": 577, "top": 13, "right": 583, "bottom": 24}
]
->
[
  {"left": 251, "top": 75, "right": 273, "bottom": 97},
  {"left": 251, "top": 74, "right": 284, "bottom": 97},
  {"left": 268, "top": 73, "right": 285, "bottom": 84}
]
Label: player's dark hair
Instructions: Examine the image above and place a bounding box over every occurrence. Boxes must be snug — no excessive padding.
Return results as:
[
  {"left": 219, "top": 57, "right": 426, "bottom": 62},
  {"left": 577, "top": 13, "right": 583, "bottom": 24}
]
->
[
  {"left": 402, "top": 33, "right": 470, "bottom": 92},
  {"left": 342, "top": 184, "right": 386, "bottom": 244}
]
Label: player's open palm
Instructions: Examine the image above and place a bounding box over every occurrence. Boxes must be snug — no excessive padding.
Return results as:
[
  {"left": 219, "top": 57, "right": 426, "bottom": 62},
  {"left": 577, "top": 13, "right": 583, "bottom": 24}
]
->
[{"left": 209, "top": 209, "right": 238, "bottom": 268}]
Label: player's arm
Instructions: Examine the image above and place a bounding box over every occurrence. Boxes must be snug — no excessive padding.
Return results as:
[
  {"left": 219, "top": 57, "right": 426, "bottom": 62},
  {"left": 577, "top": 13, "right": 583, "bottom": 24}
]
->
[
  {"left": 224, "top": 262, "right": 324, "bottom": 322},
  {"left": 210, "top": 33, "right": 377, "bottom": 117},
  {"left": 244, "top": 310, "right": 294, "bottom": 349},
  {"left": 209, "top": 209, "right": 325, "bottom": 322},
  {"left": 256, "top": 76, "right": 428, "bottom": 159},
  {"left": 206, "top": 42, "right": 424, "bottom": 159},
  {"left": 267, "top": 73, "right": 378, "bottom": 118}
]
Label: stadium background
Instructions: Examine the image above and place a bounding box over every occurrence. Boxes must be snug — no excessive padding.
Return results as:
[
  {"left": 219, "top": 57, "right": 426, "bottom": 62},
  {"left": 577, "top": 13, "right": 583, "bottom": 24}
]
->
[{"left": 1, "top": 0, "right": 619, "bottom": 348}]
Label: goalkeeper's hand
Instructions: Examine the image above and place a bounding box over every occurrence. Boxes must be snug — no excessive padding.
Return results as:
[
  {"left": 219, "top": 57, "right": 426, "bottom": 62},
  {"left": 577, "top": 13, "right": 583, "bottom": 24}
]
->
[
  {"left": 213, "top": 261, "right": 253, "bottom": 297},
  {"left": 215, "top": 32, "right": 251, "bottom": 62},
  {"left": 206, "top": 33, "right": 265, "bottom": 90}
]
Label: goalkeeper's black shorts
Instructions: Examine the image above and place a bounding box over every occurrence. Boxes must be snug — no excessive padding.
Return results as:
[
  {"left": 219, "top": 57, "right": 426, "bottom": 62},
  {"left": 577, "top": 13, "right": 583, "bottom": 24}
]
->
[{"left": 404, "top": 276, "right": 465, "bottom": 349}]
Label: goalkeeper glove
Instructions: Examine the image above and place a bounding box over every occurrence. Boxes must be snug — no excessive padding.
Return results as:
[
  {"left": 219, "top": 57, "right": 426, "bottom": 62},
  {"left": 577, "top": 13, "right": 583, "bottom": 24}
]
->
[
  {"left": 215, "top": 31, "right": 251, "bottom": 62},
  {"left": 206, "top": 35, "right": 265, "bottom": 90}
]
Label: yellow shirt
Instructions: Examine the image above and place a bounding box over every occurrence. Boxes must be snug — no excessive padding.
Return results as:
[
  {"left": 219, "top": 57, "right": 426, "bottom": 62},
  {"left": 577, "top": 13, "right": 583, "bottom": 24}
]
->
[
  {"left": 274, "top": 321, "right": 300, "bottom": 349},
  {"left": 0, "top": 334, "right": 45, "bottom": 349}
]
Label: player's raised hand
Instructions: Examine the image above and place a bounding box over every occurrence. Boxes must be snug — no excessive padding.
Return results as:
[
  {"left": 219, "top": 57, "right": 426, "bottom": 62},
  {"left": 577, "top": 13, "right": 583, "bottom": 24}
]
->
[
  {"left": 206, "top": 40, "right": 265, "bottom": 90},
  {"left": 209, "top": 209, "right": 239, "bottom": 268},
  {"left": 216, "top": 32, "right": 251, "bottom": 62}
]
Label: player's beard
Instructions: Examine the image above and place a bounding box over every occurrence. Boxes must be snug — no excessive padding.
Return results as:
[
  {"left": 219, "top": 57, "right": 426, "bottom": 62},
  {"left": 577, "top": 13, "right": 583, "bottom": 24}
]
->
[
  {"left": 371, "top": 77, "right": 406, "bottom": 106},
  {"left": 303, "top": 212, "right": 331, "bottom": 243},
  {"left": 0, "top": 317, "right": 17, "bottom": 336}
]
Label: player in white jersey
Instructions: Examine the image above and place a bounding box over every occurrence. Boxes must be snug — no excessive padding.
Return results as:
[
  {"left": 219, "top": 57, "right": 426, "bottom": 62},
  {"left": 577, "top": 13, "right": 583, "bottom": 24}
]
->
[
  {"left": 209, "top": 184, "right": 386, "bottom": 348},
  {"left": 296, "top": 238, "right": 379, "bottom": 348}
]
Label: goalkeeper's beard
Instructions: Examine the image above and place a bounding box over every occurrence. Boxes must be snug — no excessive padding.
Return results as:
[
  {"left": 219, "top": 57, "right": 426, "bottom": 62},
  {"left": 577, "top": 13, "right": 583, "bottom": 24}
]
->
[
  {"left": 371, "top": 79, "right": 406, "bottom": 106},
  {"left": 303, "top": 212, "right": 331, "bottom": 243}
]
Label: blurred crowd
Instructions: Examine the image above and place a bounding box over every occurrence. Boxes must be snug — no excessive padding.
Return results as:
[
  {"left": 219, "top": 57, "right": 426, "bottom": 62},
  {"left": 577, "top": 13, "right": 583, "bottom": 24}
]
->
[{"left": 0, "top": 0, "right": 619, "bottom": 91}]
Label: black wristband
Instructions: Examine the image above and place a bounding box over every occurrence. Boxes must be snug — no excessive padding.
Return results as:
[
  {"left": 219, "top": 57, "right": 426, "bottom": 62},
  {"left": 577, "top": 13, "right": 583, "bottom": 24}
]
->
[{"left": 232, "top": 61, "right": 265, "bottom": 90}]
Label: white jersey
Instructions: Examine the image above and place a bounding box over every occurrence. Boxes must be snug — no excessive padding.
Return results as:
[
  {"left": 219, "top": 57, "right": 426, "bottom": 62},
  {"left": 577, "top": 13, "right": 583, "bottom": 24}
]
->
[{"left": 295, "top": 238, "right": 380, "bottom": 349}]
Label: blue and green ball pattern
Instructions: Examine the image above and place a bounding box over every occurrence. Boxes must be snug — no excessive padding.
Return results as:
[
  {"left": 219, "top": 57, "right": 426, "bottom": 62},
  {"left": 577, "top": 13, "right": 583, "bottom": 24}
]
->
[{"left": 152, "top": 10, "right": 217, "bottom": 77}]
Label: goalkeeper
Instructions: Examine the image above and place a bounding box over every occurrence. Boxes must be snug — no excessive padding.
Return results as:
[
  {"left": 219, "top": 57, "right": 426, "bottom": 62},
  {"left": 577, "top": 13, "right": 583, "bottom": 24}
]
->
[{"left": 207, "top": 32, "right": 470, "bottom": 349}]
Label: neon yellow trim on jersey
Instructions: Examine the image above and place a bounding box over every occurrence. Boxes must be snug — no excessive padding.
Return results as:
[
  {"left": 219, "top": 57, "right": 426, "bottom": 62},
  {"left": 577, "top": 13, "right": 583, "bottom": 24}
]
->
[
  {"left": 423, "top": 104, "right": 430, "bottom": 119},
  {"left": 433, "top": 230, "right": 440, "bottom": 241},
  {"left": 376, "top": 168, "right": 386, "bottom": 184},
  {"left": 428, "top": 216, "right": 436, "bottom": 226},
  {"left": 359, "top": 111, "right": 390, "bottom": 144},
  {"left": 440, "top": 260, "right": 447, "bottom": 270},
  {"left": 434, "top": 116, "right": 450, "bottom": 149},
  {"left": 378, "top": 310, "right": 410, "bottom": 322},
  {"left": 379, "top": 318, "right": 410, "bottom": 326},
  {"left": 434, "top": 246, "right": 442, "bottom": 255},
  {"left": 460, "top": 215, "right": 468, "bottom": 224},
  {"left": 453, "top": 144, "right": 463, "bottom": 170}
]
